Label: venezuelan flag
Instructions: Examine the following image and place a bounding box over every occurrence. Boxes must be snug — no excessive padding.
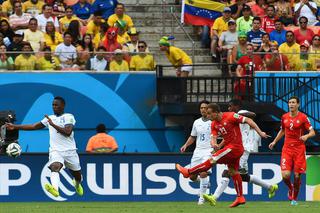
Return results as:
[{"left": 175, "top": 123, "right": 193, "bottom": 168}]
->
[{"left": 182, "top": 0, "right": 226, "bottom": 26}]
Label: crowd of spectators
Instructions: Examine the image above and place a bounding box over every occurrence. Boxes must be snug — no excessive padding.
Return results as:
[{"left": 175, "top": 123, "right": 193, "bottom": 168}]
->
[
  {"left": 0, "top": 0, "right": 156, "bottom": 71},
  {"left": 201, "top": 0, "right": 320, "bottom": 75}
]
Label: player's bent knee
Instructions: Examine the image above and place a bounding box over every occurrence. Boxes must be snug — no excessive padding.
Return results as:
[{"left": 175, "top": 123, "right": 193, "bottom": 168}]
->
[
  {"left": 49, "top": 162, "right": 63, "bottom": 172},
  {"left": 240, "top": 173, "right": 250, "bottom": 182},
  {"left": 189, "top": 174, "right": 198, "bottom": 182},
  {"left": 222, "top": 169, "right": 230, "bottom": 178},
  {"left": 199, "top": 172, "right": 208, "bottom": 178},
  {"left": 294, "top": 173, "right": 301, "bottom": 179},
  {"left": 281, "top": 171, "right": 291, "bottom": 180}
]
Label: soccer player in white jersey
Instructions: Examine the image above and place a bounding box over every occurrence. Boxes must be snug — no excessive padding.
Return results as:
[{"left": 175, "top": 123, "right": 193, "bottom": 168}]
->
[
  {"left": 204, "top": 99, "right": 278, "bottom": 205},
  {"left": 6, "top": 96, "right": 83, "bottom": 198},
  {"left": 180, "top": 100, "right": 212, "bottom": 205}
]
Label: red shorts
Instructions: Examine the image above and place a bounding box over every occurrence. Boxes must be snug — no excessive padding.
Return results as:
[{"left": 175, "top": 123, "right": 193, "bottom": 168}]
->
[
  {"left": 281, "top": 146, "right": 306, "bottom": 174},
  {"left": 212, "top": 146, "right": 244, "bottom": 170}
]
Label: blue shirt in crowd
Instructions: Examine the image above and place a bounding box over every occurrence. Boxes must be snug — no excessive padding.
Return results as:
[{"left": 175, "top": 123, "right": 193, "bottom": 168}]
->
[
  {"left": 247, "top": 30, "right": 265, "bottom": 47},
  {"left": 269, "top": 29, "right": 287, "bottom": 46},
  {"left": 72, "top": 2, "right": 92, "bottom": 20},
  {"left": 91, "top": 0, "right": 118, "bottom": 19}
]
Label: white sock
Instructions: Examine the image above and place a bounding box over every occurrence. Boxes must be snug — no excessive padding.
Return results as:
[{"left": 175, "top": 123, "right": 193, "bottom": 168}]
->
[
  {"left": 199, "top": 177, "right": 209, "bottom": 197},
  {"left": 50, "top": 172, "right": 60, "bottom": 191},
  {"left": 213, "top": 177, "right": 230, "bottom": 200},
  {"left": 250, "top": 175, "right": 271, "bottom": 189}
]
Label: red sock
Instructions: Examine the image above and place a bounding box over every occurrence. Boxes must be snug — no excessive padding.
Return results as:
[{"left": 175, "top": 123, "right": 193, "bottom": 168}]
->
[
  {"left": 293, "top": 176, "right": 301, "bottom": 200},
  {"left": 188, "top": 159, "right": 212, "bottom": 175},
  {"left": 283, "top": 177, "right": 292, "bottom": 191},
  {"left": 232, "top": 173, "right": 243, "bottom": 197}
]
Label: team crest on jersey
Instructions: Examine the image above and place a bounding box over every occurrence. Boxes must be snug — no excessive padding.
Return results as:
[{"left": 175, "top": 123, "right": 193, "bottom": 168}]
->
[
  {"left": 233, "top": 113, "right": 240, "bottom": 119},
  {"left": 284, "top": 119, "right": 288, "bottom": 123},
  {"left": 223, "top": 122, "right": 227, "bottom": 126},
  {"left": 297, "top": 120, "right": 300, "bottom": 123}
]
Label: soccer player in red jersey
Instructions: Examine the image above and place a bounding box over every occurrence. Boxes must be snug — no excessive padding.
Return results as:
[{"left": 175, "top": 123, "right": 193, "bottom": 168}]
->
[
  {"left": 269, "top": 96, "right": 315, "bottom": 206},
  {"left": 176, "top": 103, "right": 269, "bottom": 208}
]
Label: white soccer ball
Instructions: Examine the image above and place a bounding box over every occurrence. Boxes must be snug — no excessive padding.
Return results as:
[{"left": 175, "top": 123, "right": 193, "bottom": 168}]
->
[{"left": 6, "top": 143, "right": 22, "bottom": 158}]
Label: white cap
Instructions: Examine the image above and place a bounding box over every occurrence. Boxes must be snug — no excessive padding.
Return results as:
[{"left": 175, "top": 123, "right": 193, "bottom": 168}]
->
[{"left": 114, "top": 49, "right": 123, "bottom": 54}]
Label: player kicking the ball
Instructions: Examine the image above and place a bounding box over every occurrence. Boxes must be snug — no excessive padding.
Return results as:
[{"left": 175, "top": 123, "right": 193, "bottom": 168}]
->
[
  {"left": 204, "top": 99, "right": 278, "bottom": 205},
  {"left": 269, "top": 96, "right": 315, "bottom": 206},
  {"left": 6, "top": 96, "right": 84, "bottom": 198},
  {"left": 176, "top": 103, "right": 270, "bottom": 208}
]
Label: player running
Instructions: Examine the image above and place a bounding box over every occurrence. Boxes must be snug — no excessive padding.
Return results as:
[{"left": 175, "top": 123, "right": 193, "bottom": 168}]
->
[
  {"left": 204, "top": 99, "right": 278, "bottom": 205},
  {"left": 180, "top": 100, "right": 212, "bottom": 205},
  {"left": 269, "top": 96, "right": 315, "bottom": 206},
  {"left": 6, "top": 96, "right": 84, "bottom": 198},
  {"left": 176, "top": 103, "right": 270, "bottom": 207}
]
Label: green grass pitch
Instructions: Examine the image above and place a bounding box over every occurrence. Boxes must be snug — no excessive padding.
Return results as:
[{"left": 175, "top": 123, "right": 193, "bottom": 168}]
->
[{"left": 1, "top": 202, "right": 319, "bottom": 213}]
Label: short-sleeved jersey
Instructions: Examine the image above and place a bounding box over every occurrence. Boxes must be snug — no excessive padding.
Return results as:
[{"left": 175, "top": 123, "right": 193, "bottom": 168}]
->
[
  {"left": 211, "top": 112, "right": 245, "bottom": 150},
  {"left": 190, "top": 117, "right": 212, "bottom": 151},
  {"left": 281, "top": 112, "right": 312, "bottom": 148},
  {"left": 41, "top": 113, "right": 77, "bottom": 152}
]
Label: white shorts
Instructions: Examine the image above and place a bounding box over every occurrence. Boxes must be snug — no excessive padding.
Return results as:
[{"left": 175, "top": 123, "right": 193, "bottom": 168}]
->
[
  {"left": 239, "top": 150, "right": 250, "bottom": 171},
  {"left": 190, "top": 150, "right": 212, "bottom": 173},
  {"left": 181, "top": 65, "right": 192, "bottom": 72},
  {"left": 49, "top": 150, "right": 81, "bottom": 171}
]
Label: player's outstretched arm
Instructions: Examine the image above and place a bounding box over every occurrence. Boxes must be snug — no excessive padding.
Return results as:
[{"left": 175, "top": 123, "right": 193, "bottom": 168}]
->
[
  {"left": 6, "top": 122, "right": 45, "bottom": 131},
  {"left": 244, "top": 117, "right": 270, "bottom": 138},
  {"left": 269, "top": 129, "right": 285, "bottom": 150},
  {"left": 180, "top": 136, "right": 196, "bottom": 152}
]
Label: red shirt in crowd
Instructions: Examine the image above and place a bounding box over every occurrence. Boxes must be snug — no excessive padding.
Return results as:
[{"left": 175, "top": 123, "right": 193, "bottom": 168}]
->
[
  {"left": 264, "top": 53, "right": 289, "bottom": 71},
  {"left": 293, "top": 28, "right": 315, "bottom": 44},
  {"left": 262, "top": 16, "right": 277, "bottom": 34}
]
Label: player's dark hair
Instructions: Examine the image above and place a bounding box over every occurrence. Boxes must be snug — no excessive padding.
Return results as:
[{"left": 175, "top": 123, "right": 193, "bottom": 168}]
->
[
  {"left": 208, "top": 103, "right": 221, "bottom": 113},
  {"left": 96, "top": 123, "right": 106, "bottom": 133},
  {"left": 229, "top": 99, "right": 242, "bottom": 107},
  {"left": 54, "top": 96, "right": 65, "bottom": 105},
  {"left": 198, "top": 100, "right": 209, "bottom": 108},
  {"left": 288, "top": 96, "right": 300, "bottom": 103}
]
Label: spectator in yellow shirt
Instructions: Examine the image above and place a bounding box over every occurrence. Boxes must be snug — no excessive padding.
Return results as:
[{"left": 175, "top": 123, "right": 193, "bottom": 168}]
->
[
  {"left": 37, "top": 46, "right": 61, "bottom": 70},
  {"left": 130, "top": 41, "right": 155, "bottom": 71},
  {"left": 59, "top": 6, "right": 80, "bottom": 33},
  {"left": 115, "top": 20, "right": 130, "bottom": 45},
  {"left": 44, "top": 21, "right": 63, "bottom": 51},
  {"left": 279, "top": 31, "right": 300, "bottom": 71},
  {"left": 159, "top": 36, "right": 193, "bottom": 77},
  {"left": 23, "top": 0, "right": 44, "bottom": 17},
  {"left": 14, "top": 42, "right": 38, "bottom": 70},
  {"left": 211, "top": 7, "right": 233, "bottom": 59},
  {"left": 23, "top": 18, "right": 45, "bottom": 53},
  {"left": 107, "top": 3, "right": 133, "bottom": 30},
  {"left": 87, "top": 11, "right": 103, "bottom": 36},
  {"left": 109, "top": 49, "right": 129, "bottom": 71},
  {"left": 92, "top": 22, "right": 108, "bottom": 48},
  {"left": 295, "top": 41, "right": 316, "bottom": 71},
  {"left": 2, "top": 0, "right": 15, "bottom": 17}
]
